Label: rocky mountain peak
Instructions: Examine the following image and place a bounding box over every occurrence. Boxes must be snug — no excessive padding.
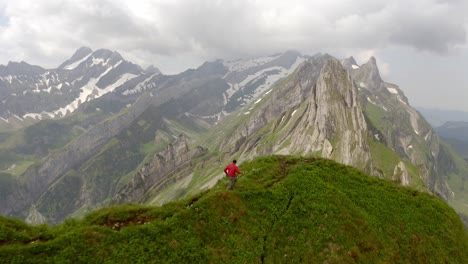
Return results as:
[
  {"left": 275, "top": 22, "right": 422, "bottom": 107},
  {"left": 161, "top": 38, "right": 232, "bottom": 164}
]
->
[
  {"left": 351, "top": 56, "right": 383, "bottom": 91},
  {"left": 145, "top": 65, "right": 161, "bottom": 75},
  {"left": 70, "top": 46, "right": 93, "bottom": 61},
  {"left": 341, "top": 56, "right": 358, "bottom": 70},
  {"left": 268, "top": 50, "right": 301, "bottom": 69},
  {"left": 92, "top": 49, "right": 123, "bottom": 61},
  {"left": 58, "top": 46, "right": 93, "bottom": 69}
]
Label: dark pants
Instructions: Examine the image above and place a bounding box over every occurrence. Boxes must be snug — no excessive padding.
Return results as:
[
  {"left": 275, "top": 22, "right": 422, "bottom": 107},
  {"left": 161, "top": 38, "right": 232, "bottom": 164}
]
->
[{"left": 227, "top": 176, "right": 237, "bottom": 190}]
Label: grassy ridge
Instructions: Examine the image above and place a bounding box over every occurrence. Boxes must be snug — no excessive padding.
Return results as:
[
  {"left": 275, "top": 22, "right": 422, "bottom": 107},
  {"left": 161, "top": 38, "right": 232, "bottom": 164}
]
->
[{"left": 0, "top": 156, "right": 467, "bottom": 263}]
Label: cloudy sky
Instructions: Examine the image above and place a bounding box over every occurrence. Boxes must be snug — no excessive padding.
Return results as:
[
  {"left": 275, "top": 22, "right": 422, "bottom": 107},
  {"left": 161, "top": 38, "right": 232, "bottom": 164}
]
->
[{"left": 0, "top": 0, "right": 467, "bottom": 111}]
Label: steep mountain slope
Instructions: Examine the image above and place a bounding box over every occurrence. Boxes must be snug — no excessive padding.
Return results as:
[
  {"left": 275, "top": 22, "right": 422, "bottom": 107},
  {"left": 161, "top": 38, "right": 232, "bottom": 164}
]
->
[
  {"left": 0, "top": 47, "right": 146, "bottom": 129},
  {"left": 138, "top": 54, "right": 468, "bottom": 224},
  {"left": 0, "top": 48, "right": 308, "bottom": 224},
  {"left": 1, "top": 156, "right": 466, "bottom": 263},
  {"left": 1, "top": 47, "right": 467, "bottom": 226}
]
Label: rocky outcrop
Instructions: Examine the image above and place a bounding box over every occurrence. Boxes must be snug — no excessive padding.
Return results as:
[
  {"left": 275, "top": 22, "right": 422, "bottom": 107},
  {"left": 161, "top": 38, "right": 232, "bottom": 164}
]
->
[
  {"left": 25, "top": 205, "right": 48, "bottom": 225},
  {"left": 393, "top": 161, "right": 410, "bottom": 186},
  {"left": 112, "top": 134, "right": 208, "bottom": 204},
  {"left": 285, "top": 59, "right": 370, "bottom": 167},
  {"left": 351, "top": 56, "right": 384, "bottom": 92}
]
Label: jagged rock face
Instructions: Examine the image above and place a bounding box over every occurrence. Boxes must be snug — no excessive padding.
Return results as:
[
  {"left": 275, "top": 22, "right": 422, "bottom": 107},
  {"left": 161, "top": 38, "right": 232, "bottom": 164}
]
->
[
  {"left": 350, "top": 57, "right": 385, "bottom": 92},
  {"left": 113, "top": 134, "right": 208, "bottom": 204},
  {"left": 215, "top": 57, "right": 371, "bottom": 169},
  {"left": 287, "top": 59, "right": 370, "bottom": 167},
  {"left": 348, "top": 58, "right": 455, "bottom": 200},
  {"left": 217, "top": 56, "right": 331, "bottom": 154},
  {"left": 341, "top": 56, "right": 358, "bottom": 70}
]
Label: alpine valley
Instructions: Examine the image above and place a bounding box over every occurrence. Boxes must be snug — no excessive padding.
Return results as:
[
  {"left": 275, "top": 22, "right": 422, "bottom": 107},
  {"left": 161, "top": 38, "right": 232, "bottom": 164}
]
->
[{"left": 0, "top": 47, "right": 467, "bottom": 229}]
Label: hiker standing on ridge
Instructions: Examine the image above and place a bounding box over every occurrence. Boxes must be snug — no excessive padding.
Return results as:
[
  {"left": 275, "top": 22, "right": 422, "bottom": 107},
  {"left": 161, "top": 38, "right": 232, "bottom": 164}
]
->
[{"left": 224, "top": 160, "right": 242, "bottom": 190}]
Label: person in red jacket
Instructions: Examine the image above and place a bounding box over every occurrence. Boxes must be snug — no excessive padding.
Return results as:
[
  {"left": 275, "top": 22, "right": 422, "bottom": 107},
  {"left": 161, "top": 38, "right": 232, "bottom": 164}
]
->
[{"left": 224, "top": 159, "right": 242, "bottom": 190}]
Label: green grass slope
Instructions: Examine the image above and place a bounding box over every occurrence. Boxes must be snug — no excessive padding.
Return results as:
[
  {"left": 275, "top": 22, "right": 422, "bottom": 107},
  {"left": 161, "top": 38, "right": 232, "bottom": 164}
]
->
[{"left": 1, "top": 156, "right": 467, "bottom": 263}]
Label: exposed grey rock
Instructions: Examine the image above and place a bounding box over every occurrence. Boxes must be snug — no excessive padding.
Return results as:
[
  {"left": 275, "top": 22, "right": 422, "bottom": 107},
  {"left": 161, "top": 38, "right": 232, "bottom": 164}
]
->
[
  {"left": 25, "top": 205, "right": 47, "bottom": 225},
  {"left": 112, "top": 134, "right": 208, "bottom": 204},
  {"left": 350, "top": 56, "right": 384, "bottom": 92},
  {"left": 340, "top": 56, "right": 358, "bottom": 70},
  {"left": 58, "top": 46, "right": 93, "bottom": 69},
  {"left": 393, "top": 161, "right": 410, "bottom": 186},
  {"left": 216, "top": 56, "right": 371, "bottom": 169},
  {"left": 286, "top": 59, "right": 370, "bottom": 167}
]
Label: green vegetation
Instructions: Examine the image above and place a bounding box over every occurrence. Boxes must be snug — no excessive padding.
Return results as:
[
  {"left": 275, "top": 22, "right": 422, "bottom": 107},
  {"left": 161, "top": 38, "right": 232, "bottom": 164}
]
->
[{"left": 1, "top": 156, "right": 466, "bottom": 263}]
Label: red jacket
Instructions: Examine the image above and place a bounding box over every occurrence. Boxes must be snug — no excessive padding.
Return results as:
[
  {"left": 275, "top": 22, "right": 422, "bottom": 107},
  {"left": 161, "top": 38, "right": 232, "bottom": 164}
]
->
[{"left": 224, "top": 163, "right": 242, "bottom": 177}]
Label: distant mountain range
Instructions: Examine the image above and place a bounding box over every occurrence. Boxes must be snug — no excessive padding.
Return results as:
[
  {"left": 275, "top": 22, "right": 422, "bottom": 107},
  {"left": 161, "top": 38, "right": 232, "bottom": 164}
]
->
[
  {"left": 435, "top": 121, "right": 468, "bottom": 159},
  {"left": 416, "top": 107, "right": 468, "bottom": 127},
  {"left": 0, "top": 47, "right": 466, "bottom": 226}
]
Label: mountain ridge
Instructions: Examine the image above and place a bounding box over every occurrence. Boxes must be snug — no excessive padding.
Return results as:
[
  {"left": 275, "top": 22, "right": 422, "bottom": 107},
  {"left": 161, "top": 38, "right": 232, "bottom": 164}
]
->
[{"left": 0, "top": 47, "right": 467, "bottom": 227}]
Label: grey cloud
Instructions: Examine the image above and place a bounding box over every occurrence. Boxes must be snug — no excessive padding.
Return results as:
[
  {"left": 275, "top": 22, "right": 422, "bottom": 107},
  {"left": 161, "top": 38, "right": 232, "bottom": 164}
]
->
[
  {"left": 0, "top": 0, "right": 467, "bottom": 69},
  {"left": 388, "top": 3, "right": 466, "bottom": 53}
]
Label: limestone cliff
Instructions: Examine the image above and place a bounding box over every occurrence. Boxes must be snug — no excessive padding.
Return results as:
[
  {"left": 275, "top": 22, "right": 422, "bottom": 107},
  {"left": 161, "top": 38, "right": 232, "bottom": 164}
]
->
[
  {"left": 112, "top": 134, "right": 208, "bottom": 204},
  {"left": 214, "top": 57, "right": 371, "bottom": 170}
]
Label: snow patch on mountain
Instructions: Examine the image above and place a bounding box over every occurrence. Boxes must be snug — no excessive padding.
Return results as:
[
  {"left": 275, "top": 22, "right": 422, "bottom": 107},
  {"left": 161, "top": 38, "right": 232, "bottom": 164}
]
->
[
  {"left": 99, "top": 73, "right": 137, "bottom": 96},
  {"left": 223, "top": 54, "right": 281, "bottom": 72},
  {"left": 235, "top": 56, "right": 305, "bottom": 104},
  {"left": 351, "top": 64, "right": 360, "bottom": 69},
  {"left": 64, "top": 53, "right": 93, "bottom": 70},
  {"left": 367, "top": 96, "right": 376, "bottom": 105},
  {"left": 387, "top": 87, "right": 398, "bottom": 94},
  {"left": 91, "top": 57, "right": 108, "bottom": 67},
  {"left": 122, "top": 73, "right": 157, "bottom": 96},
  {"left": 22, "top": 67, "right": 136, "bottom": 119},
  {"left": 225, "top": 83, "right": 240, "bottom": 98},
  {"left": 398, "top": 97, "right": 407, "bottom": 105},
  {"left": 3, "top": 75, "right": 13, "bottom": 83}
]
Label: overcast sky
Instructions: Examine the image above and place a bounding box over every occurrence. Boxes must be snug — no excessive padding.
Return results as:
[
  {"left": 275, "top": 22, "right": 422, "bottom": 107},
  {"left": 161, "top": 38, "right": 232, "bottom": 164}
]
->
[{"left": 0, "top": 0, "right": 467, "bottom": 111}]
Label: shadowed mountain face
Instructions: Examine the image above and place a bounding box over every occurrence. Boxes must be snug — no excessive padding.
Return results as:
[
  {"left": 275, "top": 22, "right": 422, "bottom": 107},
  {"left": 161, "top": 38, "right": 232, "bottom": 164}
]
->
[
  {"left": 436, "top": 121, "right": 468, "bottom": 143},
  {"left": 436, "top": 121, "right": 468, "bottom": 159},
  {"left": 0, "top": 48, "right": 467, "bottom": 225}
]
